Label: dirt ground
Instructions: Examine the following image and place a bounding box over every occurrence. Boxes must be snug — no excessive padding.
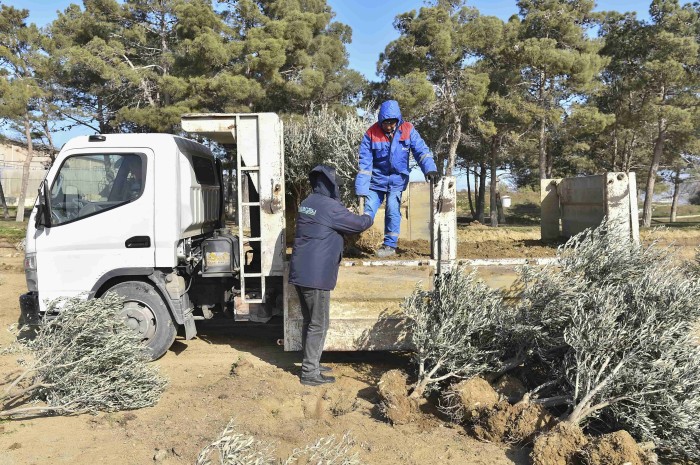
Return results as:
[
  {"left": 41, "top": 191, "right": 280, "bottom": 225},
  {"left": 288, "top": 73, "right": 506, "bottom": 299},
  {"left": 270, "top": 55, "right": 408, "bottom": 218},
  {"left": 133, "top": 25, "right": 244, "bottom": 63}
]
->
[
  {"left": 0, "top": 247, "right": 530, "bottom": 465},
  {"left": 356, "top": 224, "right": 700, "bottom": 261},
  {"left": 0, "top": 227, "right": 697, "bottom": 465}
]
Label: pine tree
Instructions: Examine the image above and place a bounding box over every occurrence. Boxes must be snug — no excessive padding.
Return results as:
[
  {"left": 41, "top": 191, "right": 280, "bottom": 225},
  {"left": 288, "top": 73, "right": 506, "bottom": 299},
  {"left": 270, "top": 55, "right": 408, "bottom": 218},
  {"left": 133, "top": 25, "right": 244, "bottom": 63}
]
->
[
  {"left": 638, "top": 0, "right": 699, "bottom": 227},
  {"left": 516, "top": 0, "right": 607, "bottom": 179},
  {"left": 378, "top": 0, "right": 491, "bottom": 176},
  {"left": 0, "top": 5, "right": 51, "bottom": 221}
]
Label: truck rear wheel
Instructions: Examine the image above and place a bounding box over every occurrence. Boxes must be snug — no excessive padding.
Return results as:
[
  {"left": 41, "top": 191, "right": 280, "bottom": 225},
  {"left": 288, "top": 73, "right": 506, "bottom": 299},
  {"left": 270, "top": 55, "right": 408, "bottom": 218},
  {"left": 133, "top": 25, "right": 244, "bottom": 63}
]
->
[{"left": 107, "top": 281, "right": 176, "bottom": 360}]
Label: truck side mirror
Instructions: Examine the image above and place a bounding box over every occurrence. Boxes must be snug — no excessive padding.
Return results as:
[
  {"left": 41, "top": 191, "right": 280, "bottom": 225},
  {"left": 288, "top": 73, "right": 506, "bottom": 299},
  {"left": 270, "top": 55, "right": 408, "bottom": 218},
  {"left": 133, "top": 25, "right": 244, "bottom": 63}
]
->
[{"left": 35, "top": 181, "right": 51, "bottom": 229}]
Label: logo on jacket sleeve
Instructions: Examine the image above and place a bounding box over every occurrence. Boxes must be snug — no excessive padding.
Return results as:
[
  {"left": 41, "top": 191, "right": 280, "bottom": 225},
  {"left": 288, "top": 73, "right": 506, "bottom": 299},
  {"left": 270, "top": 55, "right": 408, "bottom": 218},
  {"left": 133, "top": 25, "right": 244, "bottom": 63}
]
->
[{"left": 299, "top": 206, "right": 317, "bottom": 216}]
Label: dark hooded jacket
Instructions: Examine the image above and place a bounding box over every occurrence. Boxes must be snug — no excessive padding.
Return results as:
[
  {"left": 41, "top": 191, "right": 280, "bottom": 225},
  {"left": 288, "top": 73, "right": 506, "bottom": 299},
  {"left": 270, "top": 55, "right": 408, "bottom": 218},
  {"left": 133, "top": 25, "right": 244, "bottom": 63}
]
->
[{"left": 289, "top": 165, "right": 373, "bottom": 290}]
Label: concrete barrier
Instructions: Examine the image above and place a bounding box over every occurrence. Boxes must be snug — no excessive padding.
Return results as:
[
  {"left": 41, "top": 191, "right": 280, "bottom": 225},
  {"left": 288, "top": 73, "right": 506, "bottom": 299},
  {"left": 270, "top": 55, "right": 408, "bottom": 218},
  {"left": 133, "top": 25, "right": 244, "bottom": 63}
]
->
[{"left": 541, "top": 172, "right": 639, "bottom": 242}]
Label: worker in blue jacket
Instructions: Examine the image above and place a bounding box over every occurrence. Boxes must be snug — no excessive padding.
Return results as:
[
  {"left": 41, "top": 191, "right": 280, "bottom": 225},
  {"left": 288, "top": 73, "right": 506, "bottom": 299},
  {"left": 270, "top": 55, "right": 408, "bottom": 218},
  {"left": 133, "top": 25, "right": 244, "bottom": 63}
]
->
[
  {"left": 355, "top": 100, "right": 439, "bottom": 258},
  {"left": 289, "top": 165, "right": 373, "bottom": 386}
]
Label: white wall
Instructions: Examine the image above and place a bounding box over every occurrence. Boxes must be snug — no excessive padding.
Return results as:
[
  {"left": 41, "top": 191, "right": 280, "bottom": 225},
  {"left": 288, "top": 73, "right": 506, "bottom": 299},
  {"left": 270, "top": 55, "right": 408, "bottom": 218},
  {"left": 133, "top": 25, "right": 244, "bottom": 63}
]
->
[{"left": 0, "top": 142, "right": 51, "bottom": 206}]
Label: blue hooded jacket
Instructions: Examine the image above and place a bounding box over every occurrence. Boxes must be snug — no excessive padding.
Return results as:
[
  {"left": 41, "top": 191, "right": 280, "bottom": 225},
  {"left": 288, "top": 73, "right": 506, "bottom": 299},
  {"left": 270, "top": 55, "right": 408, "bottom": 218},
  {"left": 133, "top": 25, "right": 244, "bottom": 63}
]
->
[
  {"left": 355, "top": 100, "right": 437, "bottom": 195},
  {"left": 289, "top": 165, "right": 373, "bottom": 291}
]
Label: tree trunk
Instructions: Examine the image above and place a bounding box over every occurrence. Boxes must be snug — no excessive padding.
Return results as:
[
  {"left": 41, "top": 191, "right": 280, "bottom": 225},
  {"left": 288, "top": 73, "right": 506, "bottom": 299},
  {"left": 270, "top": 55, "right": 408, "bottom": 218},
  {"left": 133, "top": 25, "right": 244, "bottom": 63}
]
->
[
  {"left": 670, "top": 167, "right": 681, "bottom": 223},
  {"left": 0, "top": 180, "right": 9, "bottom": 219},
  {"left": 489, "top": 137, "right": 499, "bottom": 227},
  {"left": 466, "top": 165, "right": 475, "bottom": 217},
  {"left": 15, "top": 115, "right": 34, "bottom": 222},
  {"left": 476, "top": 160, "right": 487, "bottom": 223},
  {"left": 538, "top": 72, "right": 547, "bottom": 180},
  {"left": 538, "top": 116, "right": 548, "bottom": 179},
  {"left": 98, "top": 98, "right": 106, "bottom": 133},
  {"left": 41, "top": 119, "right": 57, "bottom": 165},
  {"left": 611, "top": 127, "right": 618, "bottom": 171},
  {"left": 624, "top": 133, "right": 636, "bottom": 173},
  {"left": 445, "top": 118, "right": 461, "bottom": 177},
  {"left": 497, "top": 192, "right": 506, "bottom": 224},
  {"left": 228, "top": 167, "right": 236, "bottom": 219},
  {"left": 642, "top": 119, "right": 666, "bottom": 227}
]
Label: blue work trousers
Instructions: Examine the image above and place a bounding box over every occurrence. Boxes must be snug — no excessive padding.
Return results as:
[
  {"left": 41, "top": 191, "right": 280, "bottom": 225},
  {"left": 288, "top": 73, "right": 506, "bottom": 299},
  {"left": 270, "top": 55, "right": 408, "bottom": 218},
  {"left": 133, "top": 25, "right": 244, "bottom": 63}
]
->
[{"left": 363, "top": 189, "right": 403, "bottom": 248}]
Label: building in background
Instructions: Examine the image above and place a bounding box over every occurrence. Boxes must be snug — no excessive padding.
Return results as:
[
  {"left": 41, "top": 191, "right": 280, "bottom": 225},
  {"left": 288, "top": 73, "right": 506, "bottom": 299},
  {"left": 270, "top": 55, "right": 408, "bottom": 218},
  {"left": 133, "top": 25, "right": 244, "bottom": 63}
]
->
[{"left": 0, "top": 141, "right": 51, "bottom": 207}]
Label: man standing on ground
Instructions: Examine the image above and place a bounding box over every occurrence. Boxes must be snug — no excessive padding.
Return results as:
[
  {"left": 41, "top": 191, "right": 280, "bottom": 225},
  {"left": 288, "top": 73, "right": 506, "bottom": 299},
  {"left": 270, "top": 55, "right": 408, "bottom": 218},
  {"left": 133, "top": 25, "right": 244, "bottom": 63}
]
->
[
  {"left": 289, "top": 165, "right": 373, "bottom": 386},
  {"left": 355, "top": 100, "right": 439, "bottom": 258}
]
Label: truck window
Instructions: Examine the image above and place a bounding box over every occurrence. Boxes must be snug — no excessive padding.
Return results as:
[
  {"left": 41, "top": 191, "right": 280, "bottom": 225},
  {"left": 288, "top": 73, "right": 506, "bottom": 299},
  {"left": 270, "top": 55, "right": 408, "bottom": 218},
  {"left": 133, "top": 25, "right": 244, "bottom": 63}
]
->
[
  {"left": 191, "top": 156, "right": 217, "bottom": 185},
  {"left": 49, "top": 153, "right": 145, "bottom": 226}
]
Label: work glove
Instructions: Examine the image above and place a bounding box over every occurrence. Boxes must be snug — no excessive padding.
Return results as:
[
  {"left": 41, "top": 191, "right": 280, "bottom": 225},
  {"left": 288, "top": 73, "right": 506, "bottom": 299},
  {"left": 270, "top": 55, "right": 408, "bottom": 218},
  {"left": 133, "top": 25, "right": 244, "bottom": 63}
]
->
[
  {"left": 425, "top": 171, "right": 440, "bottom": 184},
  {"left": 356, "top": 195, "right": 367, "bottom": 214}
]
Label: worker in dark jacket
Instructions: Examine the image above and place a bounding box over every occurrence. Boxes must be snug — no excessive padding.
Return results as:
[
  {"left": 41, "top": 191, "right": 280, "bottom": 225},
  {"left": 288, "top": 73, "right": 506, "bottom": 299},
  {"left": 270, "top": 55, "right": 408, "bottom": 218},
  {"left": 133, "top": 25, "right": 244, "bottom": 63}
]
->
[{"left": 289, "top": 165, "right": 373, "bottom": 386}]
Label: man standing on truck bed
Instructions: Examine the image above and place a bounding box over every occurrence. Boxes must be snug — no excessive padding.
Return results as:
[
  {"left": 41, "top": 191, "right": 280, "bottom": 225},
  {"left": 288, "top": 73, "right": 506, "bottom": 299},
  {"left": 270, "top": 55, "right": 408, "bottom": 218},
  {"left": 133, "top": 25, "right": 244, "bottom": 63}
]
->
[
  {"left": 289, "top": 165, "right": 373, "bottom": 386},
  {"left": 355, "top": 100, "right": 439, "bottom": 258}
]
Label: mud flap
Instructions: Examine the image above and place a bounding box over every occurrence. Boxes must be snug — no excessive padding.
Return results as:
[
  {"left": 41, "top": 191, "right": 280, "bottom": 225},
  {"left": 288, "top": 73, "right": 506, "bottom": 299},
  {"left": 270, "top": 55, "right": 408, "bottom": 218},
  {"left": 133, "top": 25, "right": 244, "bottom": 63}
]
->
[
  {"left": 183, "top": 309, "right": 197, "bottom": 340},
  {"left": 149, "top": 271, "right": 198, "bottom": 340}
]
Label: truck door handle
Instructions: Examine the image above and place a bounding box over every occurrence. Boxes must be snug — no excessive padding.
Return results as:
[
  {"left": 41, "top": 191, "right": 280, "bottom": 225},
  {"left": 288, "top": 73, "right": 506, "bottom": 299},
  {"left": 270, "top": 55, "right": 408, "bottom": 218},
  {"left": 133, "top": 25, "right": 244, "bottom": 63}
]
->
[{"left": 125, "top": 236, "right": 151, "bottom": 248}]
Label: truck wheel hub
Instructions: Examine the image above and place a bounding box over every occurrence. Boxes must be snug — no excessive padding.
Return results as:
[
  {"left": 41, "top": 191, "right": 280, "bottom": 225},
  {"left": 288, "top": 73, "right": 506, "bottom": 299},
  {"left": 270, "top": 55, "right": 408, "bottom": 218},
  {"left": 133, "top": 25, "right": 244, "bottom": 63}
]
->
[{"left": 121, "top": 301, "right": 156, "bottom": 341}]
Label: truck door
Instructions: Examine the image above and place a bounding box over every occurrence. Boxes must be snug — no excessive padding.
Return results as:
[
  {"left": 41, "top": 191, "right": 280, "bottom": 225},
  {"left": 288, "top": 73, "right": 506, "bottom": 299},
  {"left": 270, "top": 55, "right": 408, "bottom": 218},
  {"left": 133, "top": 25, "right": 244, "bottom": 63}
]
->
[{"left": 34, "top": 149, "right": 155, "bottom": 311}]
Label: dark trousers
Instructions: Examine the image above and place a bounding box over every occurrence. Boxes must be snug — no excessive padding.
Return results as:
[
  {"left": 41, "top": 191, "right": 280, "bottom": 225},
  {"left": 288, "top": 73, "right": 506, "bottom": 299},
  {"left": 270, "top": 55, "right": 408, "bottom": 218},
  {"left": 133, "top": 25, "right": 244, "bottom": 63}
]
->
[{"left": 295, "top": 285, "right": 330, "bottom": 378}]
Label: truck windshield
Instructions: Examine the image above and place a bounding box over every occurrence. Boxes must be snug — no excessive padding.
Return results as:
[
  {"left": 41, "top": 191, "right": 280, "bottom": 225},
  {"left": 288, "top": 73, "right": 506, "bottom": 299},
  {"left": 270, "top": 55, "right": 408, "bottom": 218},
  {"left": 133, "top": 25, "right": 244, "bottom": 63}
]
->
[{"left": 49, "top": 153, "right": 145, "bottom": 226}]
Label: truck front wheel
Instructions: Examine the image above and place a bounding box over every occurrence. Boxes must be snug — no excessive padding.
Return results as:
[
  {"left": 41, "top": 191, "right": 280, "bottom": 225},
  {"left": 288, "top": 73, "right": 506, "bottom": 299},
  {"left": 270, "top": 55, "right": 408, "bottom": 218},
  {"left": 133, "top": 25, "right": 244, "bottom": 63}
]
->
[{"left": 107, "top": 281, "right": 177, "bottom": 360}]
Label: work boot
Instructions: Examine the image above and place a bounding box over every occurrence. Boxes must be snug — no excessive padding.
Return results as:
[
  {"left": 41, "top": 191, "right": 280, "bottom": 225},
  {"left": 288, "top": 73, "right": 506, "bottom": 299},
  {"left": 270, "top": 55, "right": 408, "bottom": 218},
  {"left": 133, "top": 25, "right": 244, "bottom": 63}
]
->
[
  {"left": 300, "top": 373, "right": 336, "bottom": 386},
  {"left": 376, "top": 245, "right": 396, "bottom": 258},
  {"left": 319, "top": 365, "right": 332, "bottom": 373}
]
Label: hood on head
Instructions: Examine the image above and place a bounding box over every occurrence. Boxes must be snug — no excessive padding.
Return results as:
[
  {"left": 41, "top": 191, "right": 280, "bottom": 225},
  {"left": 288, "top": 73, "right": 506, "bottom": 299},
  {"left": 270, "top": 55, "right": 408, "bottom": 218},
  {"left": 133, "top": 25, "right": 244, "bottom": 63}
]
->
[
  {"left": 378, "top": 100, "right": 402, "bottom": 124},
  {"left": 309, "top": 165, "right": 340, "bottom": 200}
]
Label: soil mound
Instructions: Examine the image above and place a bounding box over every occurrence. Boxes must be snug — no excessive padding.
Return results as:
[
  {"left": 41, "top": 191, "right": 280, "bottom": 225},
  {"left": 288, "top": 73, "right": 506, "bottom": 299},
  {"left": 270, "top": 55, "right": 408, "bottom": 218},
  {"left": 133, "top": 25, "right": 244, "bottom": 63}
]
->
[
  {"left": 377, "top": 369, "right": 417, "bottom": 425},
  {"left": 531, "top": 422, "right": 588, "bottom": 465},
  {"left": 443, "top": 376, "right": 499, "bottom": 422},
  {"left": 352, "top": 228, "right": 383, "bottom": 253},
  {"left": 473, "top": 401, "right": 555, "bottom": 443},
  {"left": 507, "top": 403, "right": 555, "bottom": 443},
  {"left": 492, "top": 374, "right": 527, "bottom": 403},
  {"left": 581, "top": 430, "right": 649, "bottom": 465},
  {"left": 323, "top": 385, "right": 358, "bottom": 417},
  {"left": 473, "top": 401, "right": 511, "bottom": 442}
]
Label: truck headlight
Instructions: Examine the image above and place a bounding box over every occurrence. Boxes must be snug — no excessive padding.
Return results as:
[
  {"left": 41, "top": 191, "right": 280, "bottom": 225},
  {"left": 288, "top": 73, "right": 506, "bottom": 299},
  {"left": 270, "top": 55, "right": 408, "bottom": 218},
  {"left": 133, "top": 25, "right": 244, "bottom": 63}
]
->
[{"left": 24, "top": 252, "right": 38, "bottom": 292}]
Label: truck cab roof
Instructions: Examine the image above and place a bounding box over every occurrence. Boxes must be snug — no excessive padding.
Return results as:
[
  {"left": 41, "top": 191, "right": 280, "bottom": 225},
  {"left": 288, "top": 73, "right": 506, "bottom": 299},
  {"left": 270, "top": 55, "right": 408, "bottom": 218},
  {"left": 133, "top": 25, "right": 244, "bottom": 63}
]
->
[{"left": 61, "top": 133, "right": 213, "bottom": 159}]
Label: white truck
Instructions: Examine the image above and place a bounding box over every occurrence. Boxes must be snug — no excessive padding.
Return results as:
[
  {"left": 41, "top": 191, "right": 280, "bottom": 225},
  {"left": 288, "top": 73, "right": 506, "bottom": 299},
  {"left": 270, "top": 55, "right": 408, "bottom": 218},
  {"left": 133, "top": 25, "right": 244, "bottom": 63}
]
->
[{"left": 20, "top": 112, "right": 457, "bottom": 359}]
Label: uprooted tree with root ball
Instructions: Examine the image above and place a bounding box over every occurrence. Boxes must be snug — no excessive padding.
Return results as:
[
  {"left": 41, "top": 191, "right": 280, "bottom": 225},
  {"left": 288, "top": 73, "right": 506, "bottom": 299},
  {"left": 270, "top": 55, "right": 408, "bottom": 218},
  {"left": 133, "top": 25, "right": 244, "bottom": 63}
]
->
[
  {"left": 514, "top": 221, "right": 700, "bottom": 462},
  {"left": 393, "top": 220, "right": 700, "bottom": 462},
  {"left": 0, "top": 294, "right": 167, "bottom": 418},
  {"left": 401, "top": 268, "right": 511, "bottom": 399}
]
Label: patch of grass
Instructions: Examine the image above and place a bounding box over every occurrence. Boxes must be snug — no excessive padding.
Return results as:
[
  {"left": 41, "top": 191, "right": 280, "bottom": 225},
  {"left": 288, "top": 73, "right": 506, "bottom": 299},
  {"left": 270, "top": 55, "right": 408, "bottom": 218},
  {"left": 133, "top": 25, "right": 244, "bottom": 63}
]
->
[
  {"left": 651, "top": 203, "right": 700, "bottom": 222},
  {"left": 0, "top": 219, "right": 27, "bottom": 242},
  {"left": 645, "top": 221, "right": 700, "bottom": 228}
]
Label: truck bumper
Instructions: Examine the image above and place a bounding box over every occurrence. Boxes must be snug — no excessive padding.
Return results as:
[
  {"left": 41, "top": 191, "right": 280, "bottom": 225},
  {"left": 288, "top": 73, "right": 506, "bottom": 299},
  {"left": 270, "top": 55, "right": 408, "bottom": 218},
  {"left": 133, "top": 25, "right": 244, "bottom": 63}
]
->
[{"left": 19, "top": 292, "right": 41, "bottom": 325}]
